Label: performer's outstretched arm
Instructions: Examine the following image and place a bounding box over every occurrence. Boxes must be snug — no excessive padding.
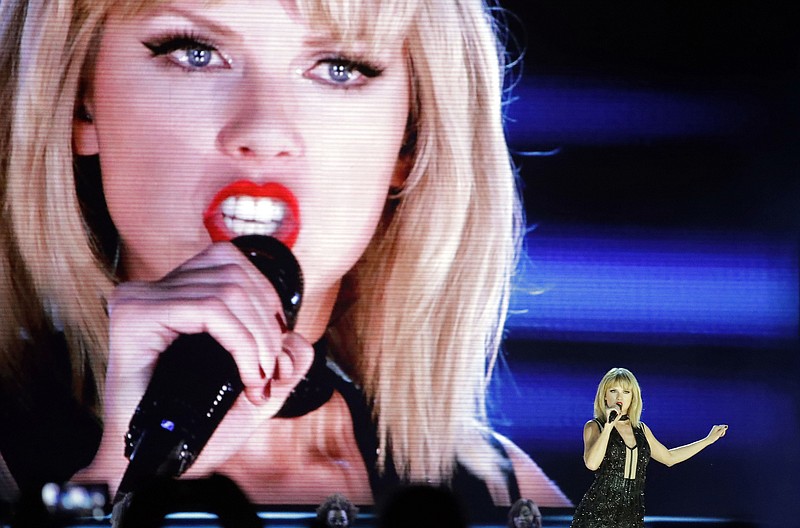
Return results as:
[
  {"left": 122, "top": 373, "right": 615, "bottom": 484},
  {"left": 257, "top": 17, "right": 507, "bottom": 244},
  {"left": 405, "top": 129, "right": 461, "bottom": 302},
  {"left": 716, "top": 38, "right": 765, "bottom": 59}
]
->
[{"left": 644, "top": 424, "right": 728, "bottom": 467}]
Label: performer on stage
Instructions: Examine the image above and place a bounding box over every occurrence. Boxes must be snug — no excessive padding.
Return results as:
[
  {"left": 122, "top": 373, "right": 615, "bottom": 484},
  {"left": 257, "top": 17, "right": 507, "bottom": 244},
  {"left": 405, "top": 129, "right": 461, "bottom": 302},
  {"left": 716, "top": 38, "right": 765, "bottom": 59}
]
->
[
  {"left": 0, "top": 0, "right": 569, "bottom": 512},
  {"left": 570, "top": 368, "right": 728, "bottom": 528}
]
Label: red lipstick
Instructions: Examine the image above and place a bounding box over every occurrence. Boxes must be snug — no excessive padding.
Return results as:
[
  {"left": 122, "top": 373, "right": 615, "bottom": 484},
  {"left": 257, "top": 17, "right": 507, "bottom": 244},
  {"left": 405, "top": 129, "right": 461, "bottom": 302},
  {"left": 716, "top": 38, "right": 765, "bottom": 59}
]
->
[{"left": 203, "top": 180, "right": 300, "bottom": 248}]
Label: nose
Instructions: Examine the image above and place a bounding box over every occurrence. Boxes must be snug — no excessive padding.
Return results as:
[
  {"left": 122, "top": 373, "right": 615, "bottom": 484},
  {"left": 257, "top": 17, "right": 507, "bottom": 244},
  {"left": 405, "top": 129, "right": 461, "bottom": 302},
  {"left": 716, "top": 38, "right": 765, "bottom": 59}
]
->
[{"left": 216, "top": 72, "right": 303, "bottom": 162}]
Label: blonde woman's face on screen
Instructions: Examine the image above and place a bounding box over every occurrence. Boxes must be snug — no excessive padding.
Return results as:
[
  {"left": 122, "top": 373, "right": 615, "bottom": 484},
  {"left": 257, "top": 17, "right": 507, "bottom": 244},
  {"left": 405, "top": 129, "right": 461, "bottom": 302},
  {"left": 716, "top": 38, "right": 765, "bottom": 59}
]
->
[{"left": 75, "top": 0, "right": 409, "bottom": 302}]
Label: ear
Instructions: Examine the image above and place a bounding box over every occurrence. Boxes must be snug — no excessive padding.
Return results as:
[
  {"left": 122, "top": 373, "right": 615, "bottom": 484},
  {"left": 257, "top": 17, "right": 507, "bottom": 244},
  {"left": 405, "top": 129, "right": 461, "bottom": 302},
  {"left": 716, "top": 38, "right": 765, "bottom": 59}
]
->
[
  {"left": 392, "top": 112, "right": 416, "bottom": 190},
  {"left": 390, "top": 153, "right": 412, "bottom": 190},
  {"left": 73, "top": 100, "right": 99, "bottom": 155}
]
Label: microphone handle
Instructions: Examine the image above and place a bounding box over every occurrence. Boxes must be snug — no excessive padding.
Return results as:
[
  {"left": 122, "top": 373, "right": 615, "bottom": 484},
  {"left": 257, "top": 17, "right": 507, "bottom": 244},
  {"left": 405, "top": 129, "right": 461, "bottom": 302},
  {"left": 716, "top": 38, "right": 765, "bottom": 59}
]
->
[
  {"left": 115, "top": 333, "right": 243, "bottom": 502},
  {"left": 608, "top": 410, "right": 618, "bottom": 422}
]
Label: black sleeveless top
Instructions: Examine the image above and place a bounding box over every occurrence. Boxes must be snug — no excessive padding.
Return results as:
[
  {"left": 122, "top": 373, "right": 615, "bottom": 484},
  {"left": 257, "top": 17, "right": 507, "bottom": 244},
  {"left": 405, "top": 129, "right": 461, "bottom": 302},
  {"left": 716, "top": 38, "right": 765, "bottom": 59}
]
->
[
  {"left": 570, "top": 418, "right": 651, "bottom": 528},
  {"left": 0, "top": 335, "right": 519, "bottom": 513}
]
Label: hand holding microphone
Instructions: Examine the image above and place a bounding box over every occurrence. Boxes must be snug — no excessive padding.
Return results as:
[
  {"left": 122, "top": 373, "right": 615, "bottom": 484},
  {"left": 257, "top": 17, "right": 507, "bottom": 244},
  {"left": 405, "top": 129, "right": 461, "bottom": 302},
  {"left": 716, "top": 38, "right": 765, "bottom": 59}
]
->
[
  {"left": 88, "top": 236, "right": 313, "bottom": 501},
  {"left": 608, "top": 402, "right": 623, "bottom": 423}
]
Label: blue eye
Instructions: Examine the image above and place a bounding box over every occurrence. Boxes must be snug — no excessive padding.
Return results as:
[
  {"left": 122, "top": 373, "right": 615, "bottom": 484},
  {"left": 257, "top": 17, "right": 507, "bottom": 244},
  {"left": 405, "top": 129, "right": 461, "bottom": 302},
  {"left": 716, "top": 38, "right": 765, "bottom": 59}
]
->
[
  {"left": 307, "top": 57, "right": 383, "bottom": 88},
  {"left": 185, "top": 47, "right": 213, "bottom": 68},
  {"left": 143, "top": 33, "right": 229, "bottom": 71},
  {"left": 328, "top": 62, "right": 354, "bottom": 83}
]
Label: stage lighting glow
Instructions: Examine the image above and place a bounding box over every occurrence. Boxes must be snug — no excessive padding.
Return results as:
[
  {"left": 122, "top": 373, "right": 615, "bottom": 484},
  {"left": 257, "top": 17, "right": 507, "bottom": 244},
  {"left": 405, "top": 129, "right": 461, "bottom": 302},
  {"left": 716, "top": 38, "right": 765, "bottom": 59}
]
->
[{"left": 508, "top": 226, "right": 798, "bottom": 346}]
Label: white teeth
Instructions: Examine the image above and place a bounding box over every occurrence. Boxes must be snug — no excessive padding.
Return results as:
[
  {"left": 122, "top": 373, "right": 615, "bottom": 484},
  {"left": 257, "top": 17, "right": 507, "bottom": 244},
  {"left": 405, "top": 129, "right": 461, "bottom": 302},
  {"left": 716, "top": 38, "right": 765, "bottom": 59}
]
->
[
  {"left": 237, "top": 196, "right": 256, "bottom": 218},
  {"left": 221, "top": 198, "right": 236, "bottom": 217},
  {"left": 220, "top": 196, "right": 287, "bottom": 236},
  {"left": 257, "top": 198, "right": 284, "bottom": 222}
]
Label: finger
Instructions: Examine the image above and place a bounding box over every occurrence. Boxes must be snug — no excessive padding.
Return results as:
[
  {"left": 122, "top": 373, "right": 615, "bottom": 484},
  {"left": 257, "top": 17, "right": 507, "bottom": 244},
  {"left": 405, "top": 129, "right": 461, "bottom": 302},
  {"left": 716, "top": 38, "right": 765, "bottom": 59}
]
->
[
  {"left": 115, "top": 268, "right": 285, "bottom": 404},
  {"left": 174, "top": 244, "right": 287, "bottom": 387},
  {"left": 270, "top": 332, "right": 314, "bottom": 397},
  {"left": 170, "top": 277, "right": 283, "bottom": 395},
  {"left": 162, "top": 243, "right": 282, "bottom": 343},
  {"left": 154, "top": 263, "right": 282, "bottom": 354},
  {"left": 274, "top": 346, "right": 294, "bottom": 382},
  {"left": 277, "top": 331, "right": 315, "bottom": 377},
  {"left": 120, "top": 296, "right": 264, "bottom": 395}
]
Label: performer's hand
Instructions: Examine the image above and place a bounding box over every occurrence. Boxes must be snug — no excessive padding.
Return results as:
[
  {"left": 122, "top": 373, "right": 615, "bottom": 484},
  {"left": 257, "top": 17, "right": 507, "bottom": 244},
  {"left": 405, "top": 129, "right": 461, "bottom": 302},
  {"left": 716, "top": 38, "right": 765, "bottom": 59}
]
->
[
  {"left": 80, "top": 242, "right": 313, "bottom": 493},
  {"left": 706, "top": 424, "right": 728, "bottom": 443},
  {"left": 604, "top": 406, "right": 620, "bottom": 425}
]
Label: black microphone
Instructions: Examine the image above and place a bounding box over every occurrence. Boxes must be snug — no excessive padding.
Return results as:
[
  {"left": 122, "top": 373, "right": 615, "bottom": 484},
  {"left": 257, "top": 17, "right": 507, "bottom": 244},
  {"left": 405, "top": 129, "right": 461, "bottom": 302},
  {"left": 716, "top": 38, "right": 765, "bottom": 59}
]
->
[
  {"left": 114, "top": 235, "right": 303, "bottom": 502},
  {"left": 608, "top": 402, "right": 622, "bottom": 422}
]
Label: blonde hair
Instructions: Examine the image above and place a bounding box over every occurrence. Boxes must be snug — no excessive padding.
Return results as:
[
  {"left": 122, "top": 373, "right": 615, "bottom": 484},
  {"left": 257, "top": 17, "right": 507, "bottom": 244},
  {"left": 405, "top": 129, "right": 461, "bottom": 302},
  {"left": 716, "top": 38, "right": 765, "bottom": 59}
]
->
[
  {"left": 1, "top": 0, "right": 117, "bottom": 403},
  {"left": 593, "top": 368, "right": 644, "bottom": 428},
  {"left": 1, "top": 0, "right": 522, "bottom": 495}
]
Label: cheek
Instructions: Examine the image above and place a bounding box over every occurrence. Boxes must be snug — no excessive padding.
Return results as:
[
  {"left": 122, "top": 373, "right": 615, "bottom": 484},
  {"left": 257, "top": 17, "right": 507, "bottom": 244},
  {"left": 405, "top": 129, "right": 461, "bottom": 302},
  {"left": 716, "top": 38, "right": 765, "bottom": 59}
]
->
[
  {"left": 92, "top": 74, "right": 223, "bottom": 247},
  {"left": 294, "top": 106, "right": 407, "bottom": 278},
  {"left": 296, "top": 182, "right": 388, "bottom": 285}
]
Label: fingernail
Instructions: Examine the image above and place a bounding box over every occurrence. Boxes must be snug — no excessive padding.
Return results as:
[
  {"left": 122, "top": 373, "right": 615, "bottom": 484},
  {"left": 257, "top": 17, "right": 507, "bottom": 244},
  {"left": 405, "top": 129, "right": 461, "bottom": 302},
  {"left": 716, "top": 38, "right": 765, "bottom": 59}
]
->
[
  {"left": 275, "top": 313, "right": 288, "bottom": 334},
  {"left": 262, "top": 380, "right": 272, "bottom": 401},
  {"left": 273, "top": 359, "right": 281, "bottom": 382}
]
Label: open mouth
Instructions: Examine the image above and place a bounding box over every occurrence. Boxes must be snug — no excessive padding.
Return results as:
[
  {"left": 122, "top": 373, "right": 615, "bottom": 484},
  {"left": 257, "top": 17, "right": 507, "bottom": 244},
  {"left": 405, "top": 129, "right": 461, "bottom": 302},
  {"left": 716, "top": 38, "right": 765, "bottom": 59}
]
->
[
  {"left": 203, "top": 180, "right": 300, "bottom": 247},
  {"left": 220, "top": 195, "right": 285, "bottom": 236}
]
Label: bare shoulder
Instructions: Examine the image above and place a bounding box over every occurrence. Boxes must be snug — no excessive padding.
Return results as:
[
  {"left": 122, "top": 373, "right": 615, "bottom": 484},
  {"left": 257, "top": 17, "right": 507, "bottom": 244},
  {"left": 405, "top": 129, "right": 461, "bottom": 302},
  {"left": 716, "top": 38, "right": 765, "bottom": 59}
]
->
[
  {"left": 493, "top": 432, "right": 573, "bottom": 507},
  {"left": 580, "top": 419, "right": 602, "bottom": 442},
  {"left": 584, "top": 419, "right": 601, "bottom": 432}
]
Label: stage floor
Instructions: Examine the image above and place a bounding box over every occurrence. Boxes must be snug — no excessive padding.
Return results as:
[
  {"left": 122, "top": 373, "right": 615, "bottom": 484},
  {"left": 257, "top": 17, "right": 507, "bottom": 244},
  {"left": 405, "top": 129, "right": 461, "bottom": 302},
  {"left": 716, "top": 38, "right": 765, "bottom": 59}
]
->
[{"left": 0, "top": 512, "right": 759, "bottom": 528}]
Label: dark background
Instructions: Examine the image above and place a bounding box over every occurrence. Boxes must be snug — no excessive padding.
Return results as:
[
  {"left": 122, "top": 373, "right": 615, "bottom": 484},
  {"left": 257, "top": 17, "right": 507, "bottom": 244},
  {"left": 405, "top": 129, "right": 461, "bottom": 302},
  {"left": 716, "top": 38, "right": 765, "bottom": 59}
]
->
[{"left": 492, "top": 1, "right": 799, "bottom": 527}]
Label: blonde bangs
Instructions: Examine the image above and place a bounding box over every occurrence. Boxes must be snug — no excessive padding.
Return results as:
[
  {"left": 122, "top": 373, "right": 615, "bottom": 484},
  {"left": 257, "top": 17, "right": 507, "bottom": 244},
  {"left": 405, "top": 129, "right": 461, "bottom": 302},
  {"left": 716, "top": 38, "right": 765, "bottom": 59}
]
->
[
  {"left": 76, "top": 0, "right": 180, "bottom": 18},
  {"left": 295, "top": 0, "right": 419, "bottom": 53}
]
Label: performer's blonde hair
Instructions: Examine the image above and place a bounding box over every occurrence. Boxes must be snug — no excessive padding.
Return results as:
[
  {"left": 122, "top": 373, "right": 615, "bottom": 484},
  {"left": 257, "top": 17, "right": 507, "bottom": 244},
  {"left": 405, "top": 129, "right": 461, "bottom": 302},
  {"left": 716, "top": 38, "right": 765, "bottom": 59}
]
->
[
  {"left": 593, "top": 367, "right": 644, "bottom": 428},
  {"left": 1, "top": 0, "right": 522, "bottom": 493}
]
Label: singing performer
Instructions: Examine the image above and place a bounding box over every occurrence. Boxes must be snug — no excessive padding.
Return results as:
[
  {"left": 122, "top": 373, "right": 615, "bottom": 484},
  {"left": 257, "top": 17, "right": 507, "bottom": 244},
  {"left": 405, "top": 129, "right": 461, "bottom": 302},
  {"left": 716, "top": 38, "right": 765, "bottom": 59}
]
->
[
  {"left": 570, "top": 368, "right": 728, "bottom": 528},
  {"left": 0, "top": 0, "right": 569, "bottom": 511}
]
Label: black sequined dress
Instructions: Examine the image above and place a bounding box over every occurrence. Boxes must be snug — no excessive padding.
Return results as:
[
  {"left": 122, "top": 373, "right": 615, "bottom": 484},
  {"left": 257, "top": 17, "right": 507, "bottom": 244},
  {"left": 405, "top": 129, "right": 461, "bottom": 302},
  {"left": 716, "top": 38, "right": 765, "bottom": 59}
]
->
[{"left": 570, "top": 419, "right": 651, "bottom": 528}]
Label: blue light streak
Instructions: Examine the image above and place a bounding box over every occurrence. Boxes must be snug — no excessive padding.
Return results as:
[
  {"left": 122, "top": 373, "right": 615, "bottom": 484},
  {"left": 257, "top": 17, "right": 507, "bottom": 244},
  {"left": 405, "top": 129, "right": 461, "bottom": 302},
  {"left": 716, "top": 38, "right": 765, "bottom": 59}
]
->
[{"left": 508, "top": 226, "right": 798, "bottom": 346}]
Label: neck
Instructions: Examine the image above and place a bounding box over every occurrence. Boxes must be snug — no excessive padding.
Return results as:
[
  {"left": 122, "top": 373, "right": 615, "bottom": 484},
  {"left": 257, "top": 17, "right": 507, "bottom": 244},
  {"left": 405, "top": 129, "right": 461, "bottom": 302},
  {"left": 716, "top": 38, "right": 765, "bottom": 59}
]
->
[{"left": 295, "top": 280, "right": 341, "bottom": 342}]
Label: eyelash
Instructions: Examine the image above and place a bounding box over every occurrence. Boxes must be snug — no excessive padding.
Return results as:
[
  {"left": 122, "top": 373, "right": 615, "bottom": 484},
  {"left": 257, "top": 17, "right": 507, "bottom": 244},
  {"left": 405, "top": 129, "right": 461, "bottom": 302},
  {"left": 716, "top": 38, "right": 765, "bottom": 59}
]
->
[
  {"left": 143, "top": 31, "right": 229, "bottom": 72},
  {"left": 141, "top": 31, "right": 385, "bottom": 87},
  {"left": 307, "top": 55, "right": 384, "bottom": 88}
]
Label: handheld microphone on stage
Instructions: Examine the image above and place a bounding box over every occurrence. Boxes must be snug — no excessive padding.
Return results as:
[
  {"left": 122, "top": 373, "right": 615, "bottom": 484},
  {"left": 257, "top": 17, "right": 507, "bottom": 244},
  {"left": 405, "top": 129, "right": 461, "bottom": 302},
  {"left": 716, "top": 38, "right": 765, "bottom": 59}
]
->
[
  {"left": 609, "top": 402, "right": 623, "bottom": 422},
  {"left": 114, "top": 235, "right": 303, "bottom": 503}
]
